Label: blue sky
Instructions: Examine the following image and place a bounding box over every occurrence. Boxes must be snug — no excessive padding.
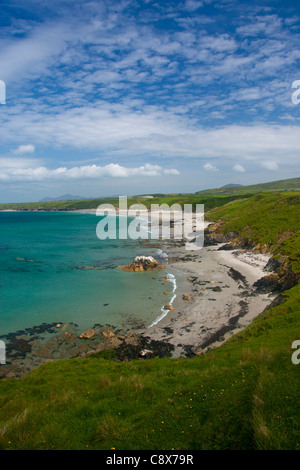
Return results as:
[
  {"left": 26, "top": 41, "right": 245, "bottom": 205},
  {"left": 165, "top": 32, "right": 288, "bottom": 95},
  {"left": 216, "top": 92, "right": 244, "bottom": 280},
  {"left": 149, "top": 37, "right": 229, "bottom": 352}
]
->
[{"left": 0, "top": 0, "right": 300, "bottom": 202}]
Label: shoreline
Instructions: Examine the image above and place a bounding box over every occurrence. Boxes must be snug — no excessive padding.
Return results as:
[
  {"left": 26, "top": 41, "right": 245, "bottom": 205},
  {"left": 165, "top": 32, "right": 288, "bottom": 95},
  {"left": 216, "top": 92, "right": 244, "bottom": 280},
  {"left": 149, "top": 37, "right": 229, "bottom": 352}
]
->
[
  {"left": 139, "top": 239, "right": 274, "bottom": 357},
  {"left": 137, "top": 212, "right": 275, "bottom": 357},
  {"left": 0, "top": 211, "right": 277, "bottom": 377}
]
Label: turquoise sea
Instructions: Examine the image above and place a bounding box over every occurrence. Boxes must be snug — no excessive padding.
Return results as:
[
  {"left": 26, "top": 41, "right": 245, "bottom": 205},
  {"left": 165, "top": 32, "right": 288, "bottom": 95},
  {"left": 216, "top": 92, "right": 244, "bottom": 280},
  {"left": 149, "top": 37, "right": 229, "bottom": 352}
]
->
[{"left": 0, "top": 211, "right": 178, "bottom": 335}]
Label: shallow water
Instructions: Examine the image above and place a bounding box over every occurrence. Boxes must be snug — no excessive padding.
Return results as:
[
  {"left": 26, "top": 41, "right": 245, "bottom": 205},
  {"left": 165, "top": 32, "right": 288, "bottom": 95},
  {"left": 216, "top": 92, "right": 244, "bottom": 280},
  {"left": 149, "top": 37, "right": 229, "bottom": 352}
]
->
[{"left": 0, "top": 211, "right": 175, "bottom": 335}]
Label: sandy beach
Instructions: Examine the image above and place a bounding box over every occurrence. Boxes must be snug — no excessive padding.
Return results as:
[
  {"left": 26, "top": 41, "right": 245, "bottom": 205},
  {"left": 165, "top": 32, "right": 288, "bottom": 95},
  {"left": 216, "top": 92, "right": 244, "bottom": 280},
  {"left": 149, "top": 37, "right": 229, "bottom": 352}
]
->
[
  {"left": 35, "top": 208, "right": 277, "bottom": 357},
  {"left": 137, "top": 213, "right": 275, "bottom": 357}
]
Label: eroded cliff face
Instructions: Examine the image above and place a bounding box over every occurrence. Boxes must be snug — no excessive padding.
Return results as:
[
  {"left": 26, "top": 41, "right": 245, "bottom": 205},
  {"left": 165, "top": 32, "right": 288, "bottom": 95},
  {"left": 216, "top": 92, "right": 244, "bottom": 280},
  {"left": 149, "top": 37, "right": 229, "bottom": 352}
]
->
[
  {"left": 119, "top": 256, "right": 165, "bottom": 272},
  {"left": 204, "top": 224, "right": 300, "bottom": 293}
]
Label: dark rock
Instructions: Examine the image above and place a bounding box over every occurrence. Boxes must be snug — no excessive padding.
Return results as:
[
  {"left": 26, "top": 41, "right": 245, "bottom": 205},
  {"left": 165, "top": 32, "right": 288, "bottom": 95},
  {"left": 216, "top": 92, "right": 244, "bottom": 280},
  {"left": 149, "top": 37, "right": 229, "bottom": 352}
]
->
[
  {"left": 212, "top": 286, "right": 222, "bottom": 292},
  {"left": 182, "top": 345, "right": 196, "bottom": 358},
  {"left": 228, "top": 267, "right": 249, "bottom": 287},
  {"left": 253, "top": 269, "right": 299, "bottom": 294}
]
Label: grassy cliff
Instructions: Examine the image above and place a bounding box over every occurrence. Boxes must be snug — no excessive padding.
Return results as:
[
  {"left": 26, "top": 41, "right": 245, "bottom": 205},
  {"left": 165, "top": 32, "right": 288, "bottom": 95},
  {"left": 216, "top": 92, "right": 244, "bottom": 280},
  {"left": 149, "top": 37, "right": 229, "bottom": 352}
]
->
[{"left": 205, "top": 192, "right": 300, "bottom": 275}]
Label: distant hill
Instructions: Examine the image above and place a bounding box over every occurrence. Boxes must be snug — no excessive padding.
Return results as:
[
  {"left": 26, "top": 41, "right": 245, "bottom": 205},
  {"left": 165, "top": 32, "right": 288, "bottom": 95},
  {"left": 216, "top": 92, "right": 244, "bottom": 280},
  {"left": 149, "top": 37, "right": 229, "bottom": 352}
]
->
[
  {"left": 1, "top": 177, "right": 299, "bottom": 210},
  {"left": 220, "top": 184, "right": 244, "bottom": 189},
  {"left": 40, "top": 194, "right": 88, "bottom": 202},
  {"left": 197, "top": 177, "right": 300, "bottom": 195}
]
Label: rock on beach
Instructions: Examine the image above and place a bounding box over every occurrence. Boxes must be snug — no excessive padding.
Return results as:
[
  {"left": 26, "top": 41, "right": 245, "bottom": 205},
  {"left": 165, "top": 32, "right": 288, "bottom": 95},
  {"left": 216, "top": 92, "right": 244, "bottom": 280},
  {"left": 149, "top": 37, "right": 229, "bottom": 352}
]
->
[{"left": 119, "top": 256, "right": 165, "bottom": 272}]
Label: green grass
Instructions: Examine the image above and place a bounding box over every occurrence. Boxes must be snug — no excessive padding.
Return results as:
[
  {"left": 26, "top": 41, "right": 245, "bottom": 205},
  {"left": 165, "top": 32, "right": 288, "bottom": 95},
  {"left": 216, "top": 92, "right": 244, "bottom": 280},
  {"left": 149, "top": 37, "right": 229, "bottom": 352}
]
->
[
  {"left": 0, "top": 285, "right": 299, "bottom": 450},
  {"left": 197, "top": 177, "right": 300, "bottom": 195},
  {"left": 206, "top": 191, "right": 300, "bottom": 273}
]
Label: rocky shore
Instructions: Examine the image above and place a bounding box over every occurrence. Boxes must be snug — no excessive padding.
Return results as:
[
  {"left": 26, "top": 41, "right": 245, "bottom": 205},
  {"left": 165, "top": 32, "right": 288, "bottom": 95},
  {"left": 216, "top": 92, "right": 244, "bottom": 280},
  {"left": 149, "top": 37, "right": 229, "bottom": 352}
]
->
[
  {"left": 1, "top": 211, "right": 296, "bottom": 379},
  {"left": 0, "top": 322, "right": 174, "bottom": 379},
  {"left": 138, "top": 217, "right": 299, "bottom": 357}
]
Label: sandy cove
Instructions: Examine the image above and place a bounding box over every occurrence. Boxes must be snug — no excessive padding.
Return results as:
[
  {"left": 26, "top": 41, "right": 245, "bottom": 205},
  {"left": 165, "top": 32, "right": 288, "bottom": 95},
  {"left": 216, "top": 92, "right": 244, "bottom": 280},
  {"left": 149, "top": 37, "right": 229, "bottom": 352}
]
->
[
  {"left": 136, "top": 214, "right": 276, "bottom": 357},
  {"left": 74, "top": 208, "right": 275, "bottom": 357},
  {"left": 0, "top": 209, "right": 277, "bottom": 378}
]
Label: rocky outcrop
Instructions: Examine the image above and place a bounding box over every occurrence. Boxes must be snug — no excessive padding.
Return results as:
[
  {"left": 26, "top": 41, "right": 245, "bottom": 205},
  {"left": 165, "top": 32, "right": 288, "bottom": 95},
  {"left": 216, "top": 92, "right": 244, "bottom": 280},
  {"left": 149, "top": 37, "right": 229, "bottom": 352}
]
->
[
  {"left": 204, "top": 223, "right": 299, "bottom": 294},
  {"left": 204, "top": 223, "right": 239, "bottom": 246},
  {"left": 79, "top": 328, "right": 95, "bottom": 339},
  {"left": 119, "top": 256, "right": 165, "bottom": 272},
  {"left": 254, "top": 269, "right": 300, "bottom": 294}
]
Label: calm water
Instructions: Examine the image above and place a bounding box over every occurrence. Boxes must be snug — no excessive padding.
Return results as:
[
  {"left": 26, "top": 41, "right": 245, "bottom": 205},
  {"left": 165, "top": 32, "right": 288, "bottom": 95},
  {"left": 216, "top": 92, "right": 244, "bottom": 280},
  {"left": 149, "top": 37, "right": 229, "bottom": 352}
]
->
[{"left": 0, "top": 211, "right": 176, "bottom": 335}]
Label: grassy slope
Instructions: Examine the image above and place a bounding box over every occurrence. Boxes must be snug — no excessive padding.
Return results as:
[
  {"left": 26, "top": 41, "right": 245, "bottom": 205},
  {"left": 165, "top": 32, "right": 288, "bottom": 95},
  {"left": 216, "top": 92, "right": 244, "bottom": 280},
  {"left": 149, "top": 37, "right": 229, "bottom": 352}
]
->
[
  {"left": 0, "top": 191, "right": 299, "bottom": 450},
  {"left": 197, "top": 176, "right": 300, "bottom": 195},
  {"left": 206, "top": 192, "right": 300, "bottom": 273}
]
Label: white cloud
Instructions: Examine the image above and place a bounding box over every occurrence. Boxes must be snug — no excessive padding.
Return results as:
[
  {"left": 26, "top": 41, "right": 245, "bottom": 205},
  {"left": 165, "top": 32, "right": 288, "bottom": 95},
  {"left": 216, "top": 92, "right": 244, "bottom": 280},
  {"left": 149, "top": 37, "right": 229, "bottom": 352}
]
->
[
  {"left": 183, "top": 0, "right": 204, "bottom": 11},
  {"left": 13, "top": 144, "right": 36, "bottom": 155},
  {"left": 1, "top": 104, "right": 299, "bottom": 168},
  {"left": 0, "top": 4, "right": 299, "bottom": 201},
  {"left": 260, "top": 161, "right": 279, "bottom": 171},
  {"left": 233, "top": 163, "right": 246, "bottom": 173},
  {"left": 0, "top": 22, "right": 71, "bottom": 83},
  {"left": 0, "top": 162, "right": 180, "bottom": 182},
  {"left": 203, "top": 163, "right": 218, "bottom": 171},
  {"left": 0, "top": 156, "right": 41, "bottom": 169}
]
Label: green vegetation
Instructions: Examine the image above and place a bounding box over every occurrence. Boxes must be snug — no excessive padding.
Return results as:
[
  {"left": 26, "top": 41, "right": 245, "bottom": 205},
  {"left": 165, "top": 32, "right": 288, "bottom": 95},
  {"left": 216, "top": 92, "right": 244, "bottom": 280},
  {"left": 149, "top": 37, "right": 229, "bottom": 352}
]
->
[
  {"left": 0, "top": 284, "right": 299, "bottom": 450},
  {"left": 0, "top": 193, "right": 250, "bottom": 212},
  {"left": 0, "top": 185, "right": 299, "bottom": 450},
  {"left": 206, "top": 191, "right": 300, "bottom": 273},
  {"left": 197, "top": 177, "right": 300, "bottom": 195}
]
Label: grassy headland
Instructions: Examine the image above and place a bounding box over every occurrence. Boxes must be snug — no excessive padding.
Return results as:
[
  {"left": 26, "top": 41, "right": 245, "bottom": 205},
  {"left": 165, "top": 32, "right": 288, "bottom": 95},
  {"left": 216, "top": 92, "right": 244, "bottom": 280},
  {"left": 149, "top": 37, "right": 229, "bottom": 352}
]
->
[
  {"left": 205, "top": 191, "right": 300, "bottom": 276},
  {"left": 0, "top": 184, "right": 299, "bottom": 450}
]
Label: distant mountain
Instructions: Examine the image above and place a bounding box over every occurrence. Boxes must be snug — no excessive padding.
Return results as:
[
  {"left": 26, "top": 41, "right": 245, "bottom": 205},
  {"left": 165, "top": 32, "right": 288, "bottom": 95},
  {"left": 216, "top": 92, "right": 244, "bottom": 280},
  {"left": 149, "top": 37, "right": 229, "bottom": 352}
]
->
[
  {"left": 220, "top": 184, "right": 244, "bottom": 189},
  {"left": 196, "top": 177, "right": 300, "bottom": 195},
  {"left": 39, "top": 194, "right": 88, "bottom": 202}
]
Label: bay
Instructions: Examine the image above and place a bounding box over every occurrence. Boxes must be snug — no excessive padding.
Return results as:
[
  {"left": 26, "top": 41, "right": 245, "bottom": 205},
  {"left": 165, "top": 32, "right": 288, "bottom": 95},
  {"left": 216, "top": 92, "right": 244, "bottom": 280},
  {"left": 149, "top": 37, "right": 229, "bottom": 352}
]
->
[{"left": 0, "top": 211, "right": 173, "bottom": 335}]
